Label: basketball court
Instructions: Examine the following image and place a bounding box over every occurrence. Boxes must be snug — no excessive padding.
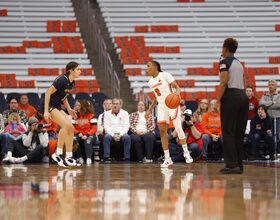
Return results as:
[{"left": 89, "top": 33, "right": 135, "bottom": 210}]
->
[{"left": 0, "top": 161, "right": 279, "bottom": 220}]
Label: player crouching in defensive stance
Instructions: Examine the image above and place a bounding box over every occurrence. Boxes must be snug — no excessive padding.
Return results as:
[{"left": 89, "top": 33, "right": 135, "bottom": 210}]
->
[{"left": 145, "top": 61, "right": 193, "bottom": 168}]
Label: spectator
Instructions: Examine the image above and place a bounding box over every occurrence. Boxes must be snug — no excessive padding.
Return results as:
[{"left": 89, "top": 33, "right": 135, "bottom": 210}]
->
[
  {"left": 248, "top": 105, "right": 275, "bottom": 161},
  {"left": 260, "top": 80, "right": 280, "bottom": 154},
  {"left": 245, "top": 86, "right": 259, "bottom": 120},
  {"left": 32, "top": 110, "right": 58, "bottom": 141},
  {"left": 4, "top": 112, "right": 26, "bottom": 141},
  {"left": 0, "top": 113, "right": 8, "bottom": 161},
  {"left": 18, "top": 94, "right": 36, "bottom": 119},
  {"left": 72, "top": 100, "right": 98, "bottom": 165},
  {"left": 97, "top": 98, "right": 112, "bottom": 136},
  {"left": 193, "top": 99, "right": 209, "bottom": 122},
  {"left": 168, "top": 109, "right": 203, "bottom": 162},
  {"left": 201, "top": 99, "right": 223, "bottom": 159},
  {"left": 3, "top": 97, "right": 28, "bottom": 127},
  {"left": 129, "top": 101, "right": 155, "bottom": 162},
  {"left": 3, "top": 117, "right": 48, "bottom": 163},
  {"left": 103, "top": 98, "right": 130, "bottom": 161}
]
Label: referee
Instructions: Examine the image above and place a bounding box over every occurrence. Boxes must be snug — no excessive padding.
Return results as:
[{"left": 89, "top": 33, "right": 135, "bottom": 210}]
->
[{"left": 216, "top": 37, "right": 249, "bottom": 174}]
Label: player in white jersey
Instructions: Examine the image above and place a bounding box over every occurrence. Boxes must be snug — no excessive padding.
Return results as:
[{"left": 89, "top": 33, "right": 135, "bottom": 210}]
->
[{"left": 145, "top": 61, "right": 193, "bottom": 168}]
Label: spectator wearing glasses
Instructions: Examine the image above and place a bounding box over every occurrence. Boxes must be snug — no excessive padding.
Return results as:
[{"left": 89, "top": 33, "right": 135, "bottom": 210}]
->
[{"left": 193, "top": 99, "right": 209, "bottom": 122}]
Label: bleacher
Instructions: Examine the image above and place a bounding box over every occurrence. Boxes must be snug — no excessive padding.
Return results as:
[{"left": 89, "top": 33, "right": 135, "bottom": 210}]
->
[
  {"left": 97, "top": 0, "right": 280, "bottom": 100},
  {"left": 0, "top": 0, "right": 98, "bottom": 96}
]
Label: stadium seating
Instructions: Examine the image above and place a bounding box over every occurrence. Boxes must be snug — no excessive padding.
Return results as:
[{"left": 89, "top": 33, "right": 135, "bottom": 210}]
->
[
  {"left": 98, "top": 0, "right": 280, "bottom": 100},
  {"left": 0, "top": 0, "right": 97, "bottom": 95}
]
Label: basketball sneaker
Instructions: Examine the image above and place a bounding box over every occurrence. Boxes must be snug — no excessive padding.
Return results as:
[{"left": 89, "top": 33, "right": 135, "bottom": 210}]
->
[
  {"left": 161, "top": 157, "right": 173, "bottom": 168},
  {"left": 51, "top": 153, "right": 68, "bottom": 168},
  {"left": 184, "top": 151, "right": 193, "bottom": 163},
  {"left": 65, "top": 157, "right": 82, "bottom": 167}
]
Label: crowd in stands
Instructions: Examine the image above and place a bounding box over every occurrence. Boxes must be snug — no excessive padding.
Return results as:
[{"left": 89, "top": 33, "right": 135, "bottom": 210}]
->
[{"left": 0, "top": 80, "right": 279, "bottom": 165}]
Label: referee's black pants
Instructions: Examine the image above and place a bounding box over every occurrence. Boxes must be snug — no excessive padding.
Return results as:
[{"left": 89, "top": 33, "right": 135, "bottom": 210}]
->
[{"left": 221, "top": 88, "right": 248, "bottom": 169}]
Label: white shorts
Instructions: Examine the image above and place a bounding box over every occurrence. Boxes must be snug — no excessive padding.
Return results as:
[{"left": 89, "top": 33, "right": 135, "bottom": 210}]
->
[{"left": 157, "top": 103, "right": 181, "bottom": 124}]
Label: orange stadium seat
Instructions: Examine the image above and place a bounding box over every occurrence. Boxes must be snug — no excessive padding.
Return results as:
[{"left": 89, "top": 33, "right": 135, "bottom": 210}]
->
[
  {"left": 244, "top": 73, "right": 256, "bottom": 88},
  {"left": 47, "top": 20, "right": 61, "bottom": 32},
  {"left": 149, "top": 46, "right": 165, "bottom": 53},
  {"left": 263, "top": 67, "right": 279, "bottom": 75},
  {"left": 165, "top": 46, "right": 180, "bottom": 53},
  {"left": 247, "top": 67, "right": 264, "bottom": 75},
  {"left": 177, "top": 80, "right": 195, "bottom": 87},
  {"left": 36, "top": 41, "right": 52, "bottom": 48},
  {"left": 18, "top": 80, "right": 35, "bottom": 88},
  {"left": 1, "top": 80, "right": 17, "bottom": 88},
  {"left": 138, "top": 57, "right": 153, "bottom": 65},
  {"left": 72, "top": 87, "right": 99, "bottom": 94},
  {"left": 45, "top": 68, "right": 59, "bottom": 75},
  {"left": 0, "top": 46, "right": 10, "bottom": 53},
  {"left": 122, "top": 57, "right": 138, "bottom": 64},
  {"left": 75, "top": 80, "right": 99, "bottom": 88},
  {"left": 130, "top": 36, "right": 145, "bottom": 43},
  {"left": 187, "top": 67, "right": 204, "bottom": 75},
  {"left": 151, "top": 25, "right": 178, "bottom": 32},
  {"left": 126, "top": 68, "right": 142, "bottom": 76},
  {"left": 269, "top": 56, "right": 280, "bottom": 64},
  {"left": 206, "top": 91, "right": 218, "bottom": 99},
  {"left": 0, "top": 74, "right": 16, "bottom": 81},
  {"left": 62, "top": 20, "right": 76, "bottom": 32},
  {"left": 0, "top": 9, "right": 7, "bottom": 16},
  {"left": 23, "top": 40, "right": 38, "bottom": 48},
  {"left": 81, "top": 68, "right": 93, "bottom": 76},
  {"left": 192, "top": 0, "right": 205, "bottom": 2},
  {"left": 28, "top": 68, "right": 46, "bottom": 75},
  {"left": 177, "top": 0, "right": 190, "bottom": 2},
  {"left": 135, "top": 26, "right": 149, "bottom": 33},
  {"left": 275, "top": 24, "right": 280, "bottom": 31},
  {"left": 256, "top": 91, "right": 265, "bottom": 99},
  {"left": 67, "top": 36, "right": 84, "bottom": 53}
]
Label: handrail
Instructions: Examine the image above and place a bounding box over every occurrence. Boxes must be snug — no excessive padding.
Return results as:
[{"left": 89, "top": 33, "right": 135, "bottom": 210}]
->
[{"left": 79, "top": 0, "right": 120, "bottom": 98}]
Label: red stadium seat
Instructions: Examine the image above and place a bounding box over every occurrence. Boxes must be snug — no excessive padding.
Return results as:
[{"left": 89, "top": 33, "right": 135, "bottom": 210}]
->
[
  {"left": 37, "top": 41, "right": 52, "bottom": 48},
  {"left": 67, "top": 36, "right": 83, "bottom": 53},
  {"left": 122, "top": 57, "right": 138, "bottom": 64},
  {"left": 1, "top": 80, "right": 17, "bottom": 88},
  {"left": 269, "top": 56, "right": 280, "bottom": 64},
  {"left": 149, "top": 46, "right": 165, "bottom": 53},
  {"left": 192, "top": 0, "right": 205, "bottom": 2},
  {"left": 62, "top": 20, "right": 76, "bottom": 32},
  {"left": 247, "top": 67, "right": 264, "bottom": 75},
  {"left": 263, "top": 67, "right": 279, "bottom": 75},
  {"left": 18, "top": 80, "right": 35, "bottom": 88},
  {"left": 151, "top": 25, "right": 178, "bottom": 32},
  {"left": 0, "top": 9, "right": 8, "bottom": 16},
  {"left": 138, "top": 57, "right": 153, "bottom": 65},
  {"left": 187, "top": 67, "right": 204, "bottom": 75},
  {"left": 275, "top": 24, "right": 280, "bottom": 31},
  {"left": 75, "top": 80, "right": 99, "bottom": 88},
  {"left": 81, "top": 68, "right": 93, "bottom": 76},
  {"left": 28, "top": 68, "right": 46, "bottom": 75},
  {"left": 72, "top": 87, "right": 99, "bottom": 94},
  {"left": 0, "top": 74, "right": 16, "bottom": 81},
  {"left": 47, "top": 20, "right": 61, "bottom": 32},
  {"left": 0, "top": 46, "right": 10, "bottom": 53},
  {"left": 8, "top": 46, "right": 26, "bottom": 53},
  {"left": 165, "top": 46, "right": 180, "bottom": 53},
  {"left": 177, "top": 80, "right": 195, "bottom": 87},
  {"left": 23, "top": 40, "right": 38, "bottom": 48},
  {"left": 135, "top": 26, "right": 149, "bottom": 33},
  {"left": 177, "top": 0, "right": 191, "bottom": 2},
  {"left": 255, "top": 91, "right": 265, "bottom": 99},
  {"left": 126, "top": 68, "right": 142, "bottom": 76},
  {"left": 45, "top": 68, "right": 59, "bottom": 75}
]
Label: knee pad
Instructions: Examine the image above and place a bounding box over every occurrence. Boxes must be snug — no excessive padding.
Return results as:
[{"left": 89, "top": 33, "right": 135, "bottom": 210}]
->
[{"left": 172, "top": 118, "right": 185, "bottom": 140}]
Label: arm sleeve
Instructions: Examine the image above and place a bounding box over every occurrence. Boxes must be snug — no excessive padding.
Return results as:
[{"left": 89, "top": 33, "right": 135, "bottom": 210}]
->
[
  {"left": 129, "top": 113, "right": 137, "bottom": 133},
  {"left": 22, "top": 132, "right": 33, "bottom": 146},
  {"left": 38, "top": 132, "right": 49, "bottom": 147},
  {"left": 52, "top": 76, "right": 66, "bottom": 90},
  {"left": 0, "top": 114, "right": 5, "bottom": 133},
  {"left": 104, "top": 112, "right": 114, "bottom": 136},
  {"left": 120, "top": 111, "right": 130, "bottom": 136},
  {"left": 259, "top": 94, "right": 273, "bottom": 107},
  {"left": 147, "top": 114, "right": 155, "bottom": 133},
  {"left": 88, "top": 115, "right": 98, "bottom": 136},
  {"left": 96, "top": 114, "right": 103, "bottom": 135},
  {"left": 219, "top": 59, "right": 229, "bottom": 72}
]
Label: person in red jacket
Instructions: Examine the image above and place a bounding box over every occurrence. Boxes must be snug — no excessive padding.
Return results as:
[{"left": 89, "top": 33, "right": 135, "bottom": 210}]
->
[
  {"left": 18, "top": 94, "right": 36, "bottom": 119},
  {"left": 72, "top": 100, "right": 98, "bottom": 165},
  {"left": 245, "top": 86, "right": 259, "bottom": 120}
]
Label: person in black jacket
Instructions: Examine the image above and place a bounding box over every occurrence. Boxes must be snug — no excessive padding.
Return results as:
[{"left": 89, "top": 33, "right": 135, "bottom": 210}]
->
[{"left": 249, "top": 105, "right": 275, "bottom": 161}]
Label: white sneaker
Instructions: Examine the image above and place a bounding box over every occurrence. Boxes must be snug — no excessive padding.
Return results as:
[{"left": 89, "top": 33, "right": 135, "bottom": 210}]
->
[
  {"left": 65, "top": 157, "right": 82, "bottom": 167},
  {"left": 2, "top": 154, "right": 11, "bottom": 163},
  {"left": 161, "top": 157, "right": 173, "bottom": 168},
  {"left": 145, "top": 159, "right": 153, "bottom": 163},
  {"left": 86, "top": 158, "right": 92, "bottom": 165},
  {"left": 94, "top": 155, "right": 100, "bottom": 161},
  {"left": 78, "top": 157, "right": 84, "bottom": 164},
  {"left": 51, "top": 153, "right": 68, "bottom": 168},
  {"left": 183, "top": 151, "right": 193, "bottom": 163}
]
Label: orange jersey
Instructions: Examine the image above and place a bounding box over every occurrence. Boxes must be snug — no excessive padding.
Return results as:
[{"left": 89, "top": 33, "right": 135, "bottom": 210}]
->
[
  {"left": 72, "top": 113, "right": 97, "bottom": 136},
  {"left": 37, "top": 118, "right": 58, "bottom": 133},
  {"left": 18, "top": 103, "right": 36, "bottom": 118},
  {"left": 201, "top": 112, "right": 222, "bottom": 136}
]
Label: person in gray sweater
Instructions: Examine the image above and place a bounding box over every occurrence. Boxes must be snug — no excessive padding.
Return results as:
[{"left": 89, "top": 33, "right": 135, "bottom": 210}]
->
[{"left": 259, "top": 80, "right": 280, "bottom": 154}]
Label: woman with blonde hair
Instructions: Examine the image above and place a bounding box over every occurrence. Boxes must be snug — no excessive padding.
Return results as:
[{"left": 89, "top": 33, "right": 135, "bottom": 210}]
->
[
  {"left": 4, "top": 112, "right": 25, "bottom": 141},
  {"left": 193, "top": 99, "right": 209, "bottom": 122}
]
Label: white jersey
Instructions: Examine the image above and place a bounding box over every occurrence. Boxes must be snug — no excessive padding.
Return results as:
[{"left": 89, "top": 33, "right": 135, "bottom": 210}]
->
[{"left": 148, "top": 72, "right": 175, "bottom": 104}]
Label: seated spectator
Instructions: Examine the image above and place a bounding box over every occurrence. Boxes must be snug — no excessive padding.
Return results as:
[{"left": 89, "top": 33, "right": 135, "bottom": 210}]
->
[
  {"left": 168, "top": 109, "right": 203, "bottom": 162},
  {"left": 201, "top": 99, "right": 223, "bottom": 160},
  {"left": 4, "top": 112, "right": 26, "bottom": 141},
  {"left": 193, "top": 99, "right": 209, "bottom": 122},
  {"left": 97, "top": 98, "right": 112, "bottom": 137},
  {"left": 72, "top": 100, "right": 98, "bottom": 165},
  {"left": 248, "top": 105, "right": 275, "bottom": 161},
  {"left": 245, "top": 86, "right": 259, "bottom": 120},
  {"left": 103, "top": 98, "right": 130, "bottom": 161},
  {"left": 18, "top": 94, "right": 36, "bottom": 119},
  {"left": 3, "top": 97, "right": 28, "bottom": 127},
  {"left": 3, "top": 117, "right": 48, "bottom": 163},
  {"left": 0, "top": 113, "right": 8, "bottom": 161},
  {"left": 129, "top": 101, "right": 155, "bottom": 162},
  {"left": 32, "top": 110, "right": 58, "bottom": 141}
]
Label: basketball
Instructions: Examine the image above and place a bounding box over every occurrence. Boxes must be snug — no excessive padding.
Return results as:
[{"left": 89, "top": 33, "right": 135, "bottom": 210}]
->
[{"left": 165, "top": 93, "right": 181, "bottom": 109}]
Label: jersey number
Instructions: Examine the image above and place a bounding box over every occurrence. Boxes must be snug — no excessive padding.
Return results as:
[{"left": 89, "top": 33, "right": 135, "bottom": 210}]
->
[{"left": 154, "top": 88, "right": 161, "bottom": 96}]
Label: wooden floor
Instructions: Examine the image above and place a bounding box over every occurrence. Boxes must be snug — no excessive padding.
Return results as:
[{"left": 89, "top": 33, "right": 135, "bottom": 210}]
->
[{"left": 0, "top": 161, "right": 279, "bottom": 220}]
